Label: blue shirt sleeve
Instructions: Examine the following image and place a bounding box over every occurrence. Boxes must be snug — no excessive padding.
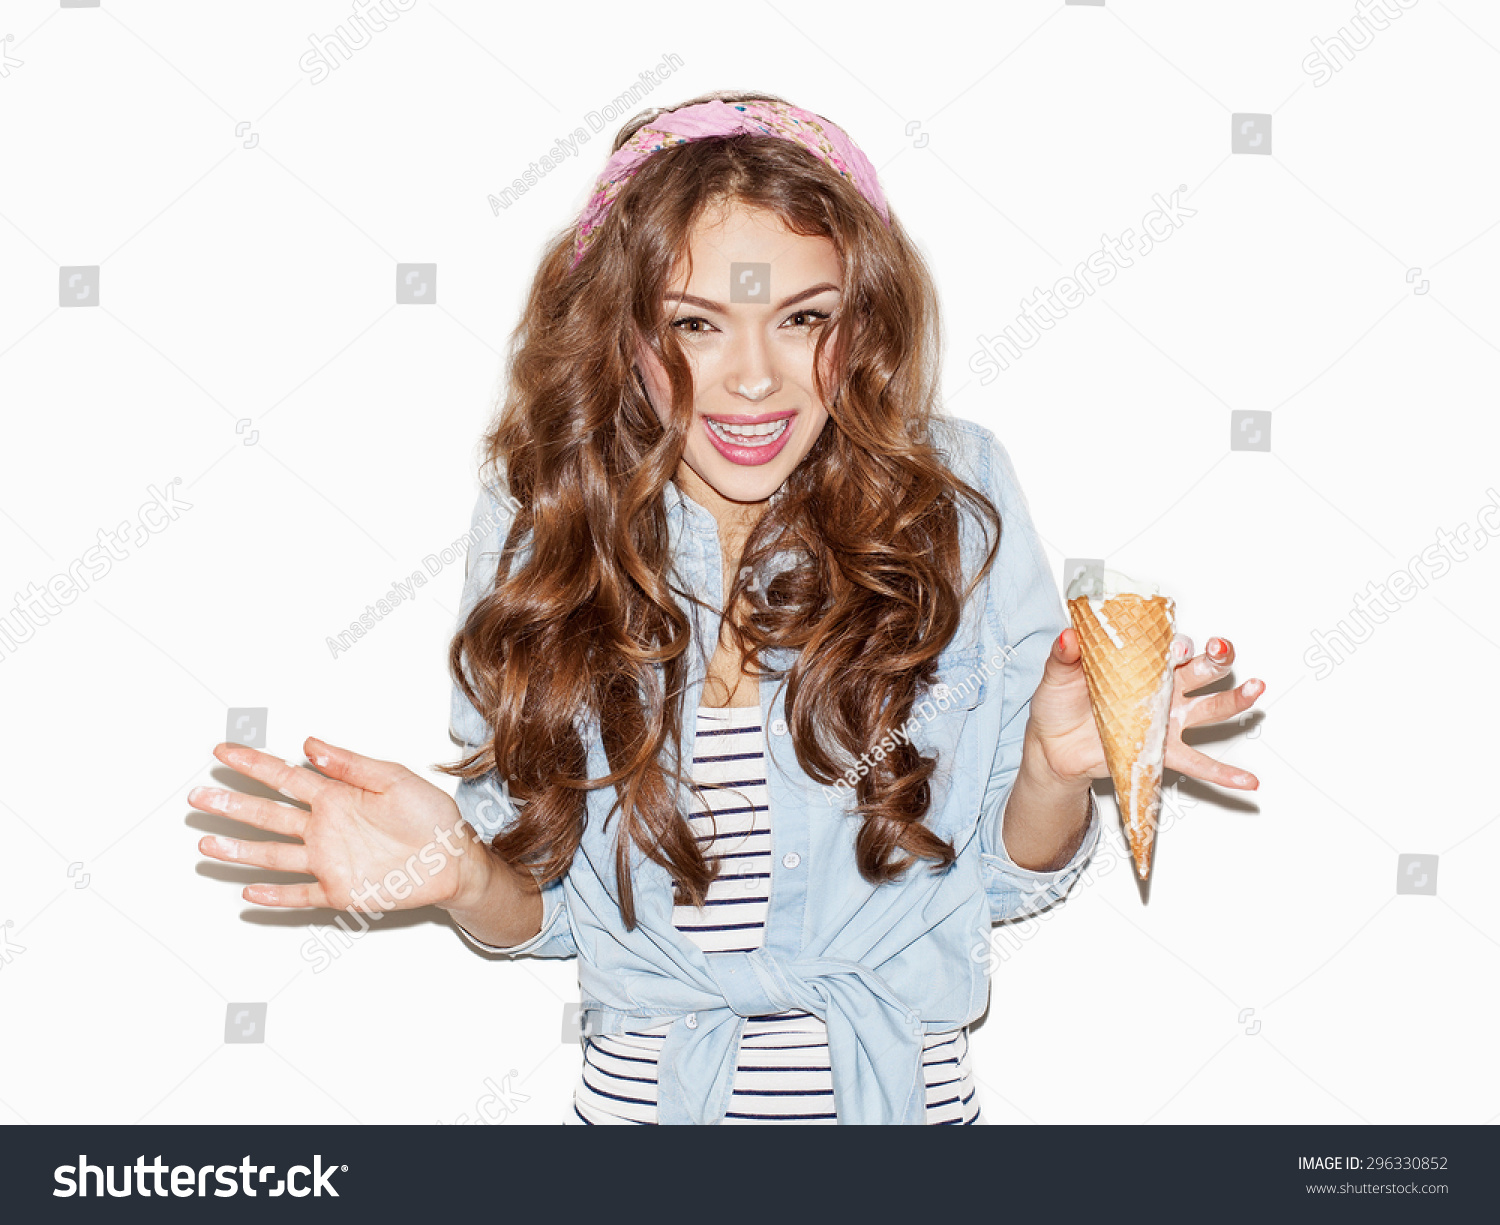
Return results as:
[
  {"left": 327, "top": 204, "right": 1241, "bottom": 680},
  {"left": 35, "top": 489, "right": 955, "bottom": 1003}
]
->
[
  {"left": 448, "top": 479, "right": 577, "bottom": 959},
  {"left": 966, "top": 426, "right": 1101, "bottom": 922}
]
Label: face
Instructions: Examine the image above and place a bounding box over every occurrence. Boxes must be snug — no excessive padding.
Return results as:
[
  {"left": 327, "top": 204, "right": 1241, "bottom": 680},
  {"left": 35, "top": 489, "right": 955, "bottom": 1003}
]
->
[{"left": 634, "top": 203, "right": 841, "bottom": 529}]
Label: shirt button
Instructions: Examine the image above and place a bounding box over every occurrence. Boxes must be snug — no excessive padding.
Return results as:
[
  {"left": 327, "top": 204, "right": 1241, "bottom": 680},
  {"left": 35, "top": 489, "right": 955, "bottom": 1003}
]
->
[
  {"left": 770, "top": 717, "right": 788, "bottom": 736},
  {"left": 781, "top": 852, "right": 801, "bottom": 869},
  {"left": 684, "top": 1013, "right": 698, "bottom": 1029}
]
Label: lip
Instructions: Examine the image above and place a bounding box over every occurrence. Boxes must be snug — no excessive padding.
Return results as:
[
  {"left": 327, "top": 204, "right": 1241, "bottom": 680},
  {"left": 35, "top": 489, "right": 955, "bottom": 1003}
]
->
[{"left": 700, "top": 411, "right": 796, "bottom": 466}]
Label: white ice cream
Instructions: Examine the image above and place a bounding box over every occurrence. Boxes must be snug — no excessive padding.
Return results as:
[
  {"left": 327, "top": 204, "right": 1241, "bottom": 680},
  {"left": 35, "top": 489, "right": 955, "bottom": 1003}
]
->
[
  {"left": 1065, "top": 566, "right": 1160, "bottom": 601},
  {"left": 1092, "top": 605, "right": 1125, "bottom": 649}
]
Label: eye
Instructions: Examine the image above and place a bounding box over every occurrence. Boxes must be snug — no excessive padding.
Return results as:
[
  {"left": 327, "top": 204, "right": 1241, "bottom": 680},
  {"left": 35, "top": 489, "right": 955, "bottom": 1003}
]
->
[
  {"left": 670, "top": 316, "right": 717, "bottom": 334},
  {"left": 783, "top": 309, "right": 830, "bottom": 329}
]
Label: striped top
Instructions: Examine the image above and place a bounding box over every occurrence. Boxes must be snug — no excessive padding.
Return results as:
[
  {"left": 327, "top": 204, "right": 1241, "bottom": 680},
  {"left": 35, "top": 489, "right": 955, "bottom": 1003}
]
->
[{"left": 569, "top": 704, "right": 980, "bottom": 1125}]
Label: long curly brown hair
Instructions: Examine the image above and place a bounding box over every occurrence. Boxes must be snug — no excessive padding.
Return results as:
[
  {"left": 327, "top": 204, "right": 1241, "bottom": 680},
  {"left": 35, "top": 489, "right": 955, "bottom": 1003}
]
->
[{"left": 438, "top": 90, "right": 1002, "bottom": 928}]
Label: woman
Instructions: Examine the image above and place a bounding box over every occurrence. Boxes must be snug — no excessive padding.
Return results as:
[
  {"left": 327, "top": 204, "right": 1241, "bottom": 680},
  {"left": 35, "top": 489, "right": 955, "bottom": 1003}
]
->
[{"left": 191, "top": 92, "right": 1264, "bottom": 1125}]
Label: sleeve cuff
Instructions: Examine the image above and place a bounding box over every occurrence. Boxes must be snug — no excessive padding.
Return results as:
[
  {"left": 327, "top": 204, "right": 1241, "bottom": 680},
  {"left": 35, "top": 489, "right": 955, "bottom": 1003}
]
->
[
  {"left": 996, "top": 786, "right": 1100, "bottom": 875},
  {"left": 451, "top": 872, "right": 573, "bottom": 957},
  {"left": 979, "top": 789, "right": 1101, "bottom": 922}
]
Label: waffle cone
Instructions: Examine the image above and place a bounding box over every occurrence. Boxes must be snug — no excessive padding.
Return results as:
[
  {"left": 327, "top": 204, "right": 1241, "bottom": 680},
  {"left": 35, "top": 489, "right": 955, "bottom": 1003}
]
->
[{"left": 1066, "top": 594, "right": 1177, "bottom": 880}]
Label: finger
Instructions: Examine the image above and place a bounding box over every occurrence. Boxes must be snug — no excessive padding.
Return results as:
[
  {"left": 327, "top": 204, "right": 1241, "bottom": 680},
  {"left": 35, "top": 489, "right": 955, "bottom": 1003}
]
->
[
  {"left": 1170, "top": 678, "right": 1266, "bottom": 731},
  {"left": 241, "top": 881, "right": 332, "bottom": 909},
  {"left": 199, "top": 833, "right": 310, "bottom": 875},
  {"left": 188, "top": 785, "right": 309, "bottom": 838},
  {"left": 1164, "top": 741, "right": 1259, "bottom": 790},
  {"left": 303, "top": 736, "right": 407, "bottom": 794},
  {"left": 1174, "top": 636, "right": 1235, "bottom": 694},
  {"left": 1169, "top": 633, "right": 1194, "bottom": 665},
  {"left": 213, "top": 742, "right": 328, "bottom": 806},
  {"left": 1048, "top": 627, "right": 1078, "bottom": 663}
]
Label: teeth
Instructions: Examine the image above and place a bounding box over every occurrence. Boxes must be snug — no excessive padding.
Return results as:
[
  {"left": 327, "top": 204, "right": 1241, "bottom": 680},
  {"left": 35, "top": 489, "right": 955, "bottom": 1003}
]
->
[{"left": 707, "top": 418, "right": 789, "bottom": 446}]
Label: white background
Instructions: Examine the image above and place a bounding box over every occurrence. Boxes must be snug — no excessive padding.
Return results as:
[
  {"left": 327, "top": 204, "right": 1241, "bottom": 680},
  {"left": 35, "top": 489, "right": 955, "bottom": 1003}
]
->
[{"left": 0, "top": 0, "right": 1495, "bottom": 1125}]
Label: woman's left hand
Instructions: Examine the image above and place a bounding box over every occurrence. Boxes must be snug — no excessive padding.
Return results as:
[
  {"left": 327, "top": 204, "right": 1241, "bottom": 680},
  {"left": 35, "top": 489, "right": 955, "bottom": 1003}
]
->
[{"left": 1024, "top": 628, "right": 1265, "bottom": 791}]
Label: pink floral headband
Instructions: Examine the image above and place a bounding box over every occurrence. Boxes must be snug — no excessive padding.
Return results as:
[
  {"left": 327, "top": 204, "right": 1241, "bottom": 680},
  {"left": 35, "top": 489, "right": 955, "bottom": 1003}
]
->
[{"left": 570, "top": 99, "right": 890, "bottom": 270}]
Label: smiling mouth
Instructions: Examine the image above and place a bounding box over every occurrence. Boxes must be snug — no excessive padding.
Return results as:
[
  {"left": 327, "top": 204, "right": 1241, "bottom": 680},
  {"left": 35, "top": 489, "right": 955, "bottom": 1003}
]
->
[{"left": 704, "top": 417, "right": 791, "bottom": 446}]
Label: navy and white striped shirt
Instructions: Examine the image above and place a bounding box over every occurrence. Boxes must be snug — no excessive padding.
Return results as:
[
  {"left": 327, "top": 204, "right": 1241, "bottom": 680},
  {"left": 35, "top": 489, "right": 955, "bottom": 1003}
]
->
[{"left": 570, "top": 704, "right": 981, "bottom": 1125}]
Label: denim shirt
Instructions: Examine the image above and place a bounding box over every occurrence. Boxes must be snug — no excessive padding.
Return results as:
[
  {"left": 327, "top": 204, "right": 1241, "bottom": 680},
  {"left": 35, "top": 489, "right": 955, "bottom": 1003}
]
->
[{"left": 449, "top": 413, "right": 1101, "bottom": 1125}]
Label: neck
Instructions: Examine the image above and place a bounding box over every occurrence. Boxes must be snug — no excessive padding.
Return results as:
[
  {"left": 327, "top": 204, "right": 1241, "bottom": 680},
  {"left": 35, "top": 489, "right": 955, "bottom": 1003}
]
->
[{"left": 673, "top": 466, "right": 768, "bottom": 568}]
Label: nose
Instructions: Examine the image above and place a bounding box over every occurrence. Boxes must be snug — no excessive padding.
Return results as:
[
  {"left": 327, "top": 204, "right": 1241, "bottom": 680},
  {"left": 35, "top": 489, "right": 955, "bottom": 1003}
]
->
[{"left": 723, "top": 326, "right": 778, "bottom": 403}]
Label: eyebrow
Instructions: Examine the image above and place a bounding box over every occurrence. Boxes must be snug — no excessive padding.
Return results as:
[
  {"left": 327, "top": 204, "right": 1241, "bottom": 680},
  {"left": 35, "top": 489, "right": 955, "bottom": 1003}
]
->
[{"left": 664, "top": 282, "right": 841, "bottom": 314}]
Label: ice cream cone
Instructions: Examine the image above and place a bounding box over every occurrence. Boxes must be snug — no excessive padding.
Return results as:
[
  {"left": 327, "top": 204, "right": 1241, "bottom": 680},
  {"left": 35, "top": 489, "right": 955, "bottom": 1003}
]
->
[{"left": 1066, "top": 593, "right": 1177, "bottom": 880}]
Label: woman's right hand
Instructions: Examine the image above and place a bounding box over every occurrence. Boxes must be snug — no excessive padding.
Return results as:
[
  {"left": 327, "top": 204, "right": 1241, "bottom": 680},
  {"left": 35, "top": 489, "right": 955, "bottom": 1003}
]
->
[{"left": 191, "top": 736, "right": 486, "bottom": 915}]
